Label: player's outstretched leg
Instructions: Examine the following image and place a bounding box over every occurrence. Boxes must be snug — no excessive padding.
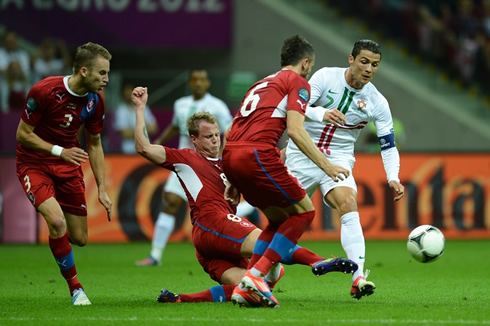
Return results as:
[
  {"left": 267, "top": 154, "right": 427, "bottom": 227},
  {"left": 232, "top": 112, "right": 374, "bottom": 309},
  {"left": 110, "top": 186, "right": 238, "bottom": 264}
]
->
[
  {"left": 240, "top": 270, "right": 280, "bottom": 308},
  {"left": 231, "top": 285, "right": 266, "bottom": 308},
  {"left": 311, "top": 257, "right": 358, "bottom": 276},
  {"left": 157, "top": 289, "right": 182, "bottom": 303},
  {"left": 351, "top": 269, "right": 376, "bottom": 300},
  {"left": 266, "top": 264, "right": 285, "bottom": 291}
]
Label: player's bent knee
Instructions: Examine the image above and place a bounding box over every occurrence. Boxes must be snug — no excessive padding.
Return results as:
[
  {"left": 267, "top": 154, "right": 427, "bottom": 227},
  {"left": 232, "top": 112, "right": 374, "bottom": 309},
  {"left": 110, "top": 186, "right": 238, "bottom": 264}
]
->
[{"left": 70, "top": 235, "right": 88, "bottom": 247}]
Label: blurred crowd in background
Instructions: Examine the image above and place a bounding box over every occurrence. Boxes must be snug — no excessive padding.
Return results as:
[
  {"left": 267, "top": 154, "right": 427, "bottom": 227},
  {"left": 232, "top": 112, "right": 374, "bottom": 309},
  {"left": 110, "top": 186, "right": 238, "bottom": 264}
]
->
[
  {"left": 327, "top": 0, "right": 490, "bottom": 93},
  {"left": 0, "top": 0, "right": 488, "bottom": 154},
  {"left": 0, "top": 30, "right": 72, "bottom": 113}
]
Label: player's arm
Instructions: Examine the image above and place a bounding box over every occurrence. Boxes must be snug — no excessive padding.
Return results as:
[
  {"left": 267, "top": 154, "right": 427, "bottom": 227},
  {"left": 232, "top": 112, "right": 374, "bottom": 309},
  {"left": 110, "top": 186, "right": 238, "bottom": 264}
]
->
[
  {"left": 286, "top": 110, "right": 349, "bottom": 181},
  {"left": 132, "top": 87, "right": 167, "bottom": 165},
  {"left": 16, "top": 119, "right": 89, "bottom": 165},
  {"left": 374, "top": 102, "right": 405, "bottom": 201},
  {"left": 86, "top": 130, "right": 112, "bottom": 221},
  {"left": 378, "top": 133, "right": 404, "bottom": 201}
]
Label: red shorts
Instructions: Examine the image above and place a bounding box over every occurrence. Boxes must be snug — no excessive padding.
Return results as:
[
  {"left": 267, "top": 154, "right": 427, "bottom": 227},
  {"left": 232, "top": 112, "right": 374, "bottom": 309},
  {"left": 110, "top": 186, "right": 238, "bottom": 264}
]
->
[
  {"left": 16, "top": 162, "right": 87, "bottom": 216},
  {"left": 222, "top": 143, "right": 306, "bottom": 210},
  {"left": 192, "top": 211, "right": 257, "bottom": 283}
]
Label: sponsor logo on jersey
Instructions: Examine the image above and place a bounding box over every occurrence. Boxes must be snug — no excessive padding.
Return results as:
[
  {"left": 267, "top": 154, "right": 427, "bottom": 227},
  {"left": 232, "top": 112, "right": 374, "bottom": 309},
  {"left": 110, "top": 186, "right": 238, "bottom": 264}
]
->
[
  {"left": 26, "top": 97, "right": 37, "bottom": 111},
  {"left": 56, "top": 93, "right": 65, "bottom": 101},
  {"left": 296, "top": 99, "right": 306, "bottom": 111},
  {"left": 298, "top": 88, "right": 309, "bottom": 102},
  {"left": 87, "top": 99, "right": 96, "bottom": 112},
  {"left": 67, "top": 103, "right": 76, "bottom": 110},
  {"left": 328, "top": 89, "right": 337, "bottom": 94}
]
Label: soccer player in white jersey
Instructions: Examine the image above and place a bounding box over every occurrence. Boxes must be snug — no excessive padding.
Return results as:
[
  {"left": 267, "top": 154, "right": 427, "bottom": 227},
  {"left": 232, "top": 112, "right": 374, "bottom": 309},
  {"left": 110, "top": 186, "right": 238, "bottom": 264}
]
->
[
  {"left": 135, "top": 68, "right": 233, "bottom": 266},
  {"left": 285, "top": 39, "right": 405, "bottom": 300}
]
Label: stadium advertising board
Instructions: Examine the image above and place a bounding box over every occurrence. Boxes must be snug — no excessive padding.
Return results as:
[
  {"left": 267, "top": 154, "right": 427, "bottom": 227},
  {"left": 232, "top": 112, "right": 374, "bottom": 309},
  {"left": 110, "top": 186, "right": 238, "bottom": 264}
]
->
[
  {"left": 0, "top": 0, "right": 232, "bottom": 48},
  {"left": 0, "top": 154, "right": 488, "bottom": 243}
]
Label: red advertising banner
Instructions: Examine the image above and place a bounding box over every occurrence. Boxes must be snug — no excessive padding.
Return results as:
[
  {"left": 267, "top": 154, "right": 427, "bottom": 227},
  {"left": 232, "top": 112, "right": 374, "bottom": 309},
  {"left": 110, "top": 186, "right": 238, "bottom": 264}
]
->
[{"left": 1, "top": 153, "right": 489, "bottom": 243}]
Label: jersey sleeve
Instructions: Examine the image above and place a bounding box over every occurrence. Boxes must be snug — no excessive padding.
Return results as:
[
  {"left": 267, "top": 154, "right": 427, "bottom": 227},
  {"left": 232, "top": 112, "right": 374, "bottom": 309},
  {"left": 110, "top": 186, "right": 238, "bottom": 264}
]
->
[
  {"left": 84, "top": 93, "right": 105, "bottom": 135},
  {"left": 373, "top": 96, "right": 393, "bottom": 137},
  {"left": 308, "top": 67, "right": 327, "bottom": 105},
  {"left": 287, "top": 73, "right": 311, "bottom": 115},
  {"left": 21, "top": 82, "right": 49, "bottom": 127}
]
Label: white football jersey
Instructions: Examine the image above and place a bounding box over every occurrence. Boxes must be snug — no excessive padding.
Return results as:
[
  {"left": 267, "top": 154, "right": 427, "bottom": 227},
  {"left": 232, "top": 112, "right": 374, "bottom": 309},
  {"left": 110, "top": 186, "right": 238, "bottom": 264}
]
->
[
  {"left": 287, "top": 67, "right": 393, "bottom": 163},
  {"left": 172, "top": 93, "right": 232, "bottom": 149}
]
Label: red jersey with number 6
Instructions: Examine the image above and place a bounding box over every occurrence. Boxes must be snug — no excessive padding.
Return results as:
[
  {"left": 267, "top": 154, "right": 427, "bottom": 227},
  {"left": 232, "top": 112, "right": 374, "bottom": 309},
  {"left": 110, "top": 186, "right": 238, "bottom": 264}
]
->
[
  {"left": 226, "top": 68, "right": 310, "bottom": 147},
  {"left": 16, "top": 76, "right": 106, "bottom": 165}
]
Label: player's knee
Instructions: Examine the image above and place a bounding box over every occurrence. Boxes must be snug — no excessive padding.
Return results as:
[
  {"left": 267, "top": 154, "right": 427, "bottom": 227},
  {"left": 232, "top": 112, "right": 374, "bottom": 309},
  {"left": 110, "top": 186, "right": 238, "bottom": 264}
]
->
[
  {"left": 46, "top": 216, "right": 67, "bottom": 233},
  {"left": 162, "top": 193, "right": 183, "bottom": 215},
  {"left": 302, "top": 210, "right": 315, "bottom": 224},
  {"left": 70, "top": 234, "right": 88, "bottom": 247},
  {"left": 339, "top": 195, "right": 358, "bottom": 214}
]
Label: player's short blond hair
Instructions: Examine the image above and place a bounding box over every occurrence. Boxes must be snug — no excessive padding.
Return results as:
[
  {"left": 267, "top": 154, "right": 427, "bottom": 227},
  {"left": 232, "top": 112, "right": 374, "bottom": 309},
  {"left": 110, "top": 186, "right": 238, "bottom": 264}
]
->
[
  {"left": 73, "top": 42, "right": 112, "bottom": 73},
  {"left": 187, "top": 112, "right": 219, "bottom": 137}
]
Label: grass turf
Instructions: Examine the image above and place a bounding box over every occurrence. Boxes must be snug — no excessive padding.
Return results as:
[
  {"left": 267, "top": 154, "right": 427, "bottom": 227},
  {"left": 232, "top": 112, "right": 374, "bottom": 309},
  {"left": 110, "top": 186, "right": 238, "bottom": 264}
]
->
[{"left": 0, "top": 240, "right": 489, "bottom": 325}]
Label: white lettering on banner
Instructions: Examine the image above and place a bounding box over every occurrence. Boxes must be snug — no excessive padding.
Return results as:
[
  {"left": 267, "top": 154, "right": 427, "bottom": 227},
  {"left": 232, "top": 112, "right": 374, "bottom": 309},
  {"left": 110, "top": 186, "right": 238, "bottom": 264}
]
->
[
  {"left": 32, "top": 0, "right": 53, "bottom": 10},
  {"left": 0, "top": 0, "right": 23, "bottom": 10},
  {"left": 138, "top": 0, "right": 156, "bottom": 11},
  {"left": 1, "top": 0, "right": 225, "bottom": 12}
]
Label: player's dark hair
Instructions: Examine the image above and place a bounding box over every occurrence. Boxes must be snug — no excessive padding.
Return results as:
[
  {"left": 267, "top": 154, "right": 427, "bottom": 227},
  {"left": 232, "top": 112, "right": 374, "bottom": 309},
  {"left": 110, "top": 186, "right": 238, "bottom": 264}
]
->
[
  {"left": 352, "top": 39, "right": 382, "bottom": 60},
  {"left": 188, "top": 68, "right": 208, "bottom": 80},
  {"left": 187, "top": 112, "right": 218, "bottom": 137},
  {"left": 280, "top": 35, "right": 314, "bottom": 67},
  {"left": 73, "top": 42, "right": 112, "bottom": 73}
]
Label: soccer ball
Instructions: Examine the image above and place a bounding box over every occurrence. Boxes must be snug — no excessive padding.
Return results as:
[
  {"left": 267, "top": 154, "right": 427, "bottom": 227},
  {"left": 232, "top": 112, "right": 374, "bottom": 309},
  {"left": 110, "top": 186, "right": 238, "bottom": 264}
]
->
[{"left": 407, "top": 225, "right": 445, "bottom": 263}]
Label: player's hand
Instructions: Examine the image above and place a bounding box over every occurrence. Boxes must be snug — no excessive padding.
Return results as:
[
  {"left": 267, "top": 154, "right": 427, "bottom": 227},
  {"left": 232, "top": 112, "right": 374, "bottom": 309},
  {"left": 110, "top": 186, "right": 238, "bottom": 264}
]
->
[
  {"left": 323, "top": 109, "right": 346, "bottom": 126},
  {"left": 60, "top": 147, "right": 89, "bottom": 166},
  {"left": 98, "top": 190, "right": 113, "bottom": 222},
  {"left": 224, "top": 181, "right": 240, "bottom": 206},
  {"left": 131, "top": 87, "right": 148, "bottom": 108},
  {"left": 325, "top": 164, "right": 350, "bottom": 182},
  {"left": 280, "top": 147, "right": 287, "bottom": 162},
  {"left": 389, "top": 180, "right": 405, "bottom": 201}
]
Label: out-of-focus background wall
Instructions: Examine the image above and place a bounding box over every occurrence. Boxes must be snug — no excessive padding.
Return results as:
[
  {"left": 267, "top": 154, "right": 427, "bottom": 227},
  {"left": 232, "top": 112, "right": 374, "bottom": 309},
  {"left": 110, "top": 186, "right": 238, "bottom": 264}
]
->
[{"left": 1, "top": 0, "right": 489, "bottom": 243}]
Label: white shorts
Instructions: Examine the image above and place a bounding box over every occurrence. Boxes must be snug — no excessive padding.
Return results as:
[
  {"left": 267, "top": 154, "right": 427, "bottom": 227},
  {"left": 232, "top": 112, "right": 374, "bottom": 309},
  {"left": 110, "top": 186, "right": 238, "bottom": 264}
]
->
[
  {"left": 163, "top": 172, "right": 188, "bottom": 202},
  {"left": 285, "top": 153, "right": 357, "bottom": 207}
]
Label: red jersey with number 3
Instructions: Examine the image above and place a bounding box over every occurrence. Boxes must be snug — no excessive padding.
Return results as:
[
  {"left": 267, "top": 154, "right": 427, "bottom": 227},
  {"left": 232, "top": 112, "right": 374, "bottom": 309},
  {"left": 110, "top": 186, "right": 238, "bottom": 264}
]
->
[
  {"left": 16, "top": 76, "right": 105, "bottom": 165},
  {"left": 226, "top": 69, "right": 310, "bottom": 147}
]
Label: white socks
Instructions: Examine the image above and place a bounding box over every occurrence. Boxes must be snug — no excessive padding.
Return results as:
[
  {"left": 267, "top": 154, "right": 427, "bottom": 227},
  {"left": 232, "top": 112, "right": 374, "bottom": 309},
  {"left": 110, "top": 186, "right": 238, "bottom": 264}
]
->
[
  {"left": 340, "top": 211, "right": 365, "bottom": 281},
  {"left": 150, "top": 212, "right": 176, "bottom": 262},
  {"left": 265, "top": 263, "right": 282, "bottom": 283}
]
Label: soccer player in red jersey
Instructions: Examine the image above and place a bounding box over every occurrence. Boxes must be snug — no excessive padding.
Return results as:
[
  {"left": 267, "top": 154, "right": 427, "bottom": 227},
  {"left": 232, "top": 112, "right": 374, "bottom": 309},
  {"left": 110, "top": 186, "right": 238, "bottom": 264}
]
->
[
  {"left": 15, "top": 42, "right": 113, "bottom": 305},
  {"left": 131, "top": 87, "right": 357, "bottom": 306},
  {"left": 222, "top": 35, "right": 352, "bottom": 308}
]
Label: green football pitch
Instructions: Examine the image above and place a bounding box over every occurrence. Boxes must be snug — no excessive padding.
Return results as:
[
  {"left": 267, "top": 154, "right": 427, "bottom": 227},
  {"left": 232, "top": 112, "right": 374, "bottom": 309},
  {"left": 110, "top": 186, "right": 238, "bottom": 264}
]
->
[{"left": 1, "top": 240, "right": 489, "bottom": 325}]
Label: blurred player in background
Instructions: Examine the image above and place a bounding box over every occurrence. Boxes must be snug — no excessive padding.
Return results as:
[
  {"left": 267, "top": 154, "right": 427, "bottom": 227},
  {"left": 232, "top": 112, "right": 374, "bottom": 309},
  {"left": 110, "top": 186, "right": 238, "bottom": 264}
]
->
[
  {"left": 285, "top": 39, "right": 405, "bottom": 300},
  {"left": 132, "top": 87, "right": 357, "bottom": 306},
  {"left": 114, "top": 82, "right": 158, "bottom": 154},
  {"left": 134, "top": 68, "right": 234, "bottom": 266},
  {"left": 15, "top": 42, "right": 113, "bottom": 305},
  {"left": 222, "top": 35, "right": 352, "bottom": 308}
]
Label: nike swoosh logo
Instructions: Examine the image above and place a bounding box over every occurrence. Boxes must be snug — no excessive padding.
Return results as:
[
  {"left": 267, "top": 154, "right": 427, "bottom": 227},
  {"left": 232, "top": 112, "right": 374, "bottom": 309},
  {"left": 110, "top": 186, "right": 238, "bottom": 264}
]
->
[
  {"left": 328, "top": 90, "right": 337, "bottom": 94},
  {"left": 359, "top": 256, "right": 365, "bottom": 259}
]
